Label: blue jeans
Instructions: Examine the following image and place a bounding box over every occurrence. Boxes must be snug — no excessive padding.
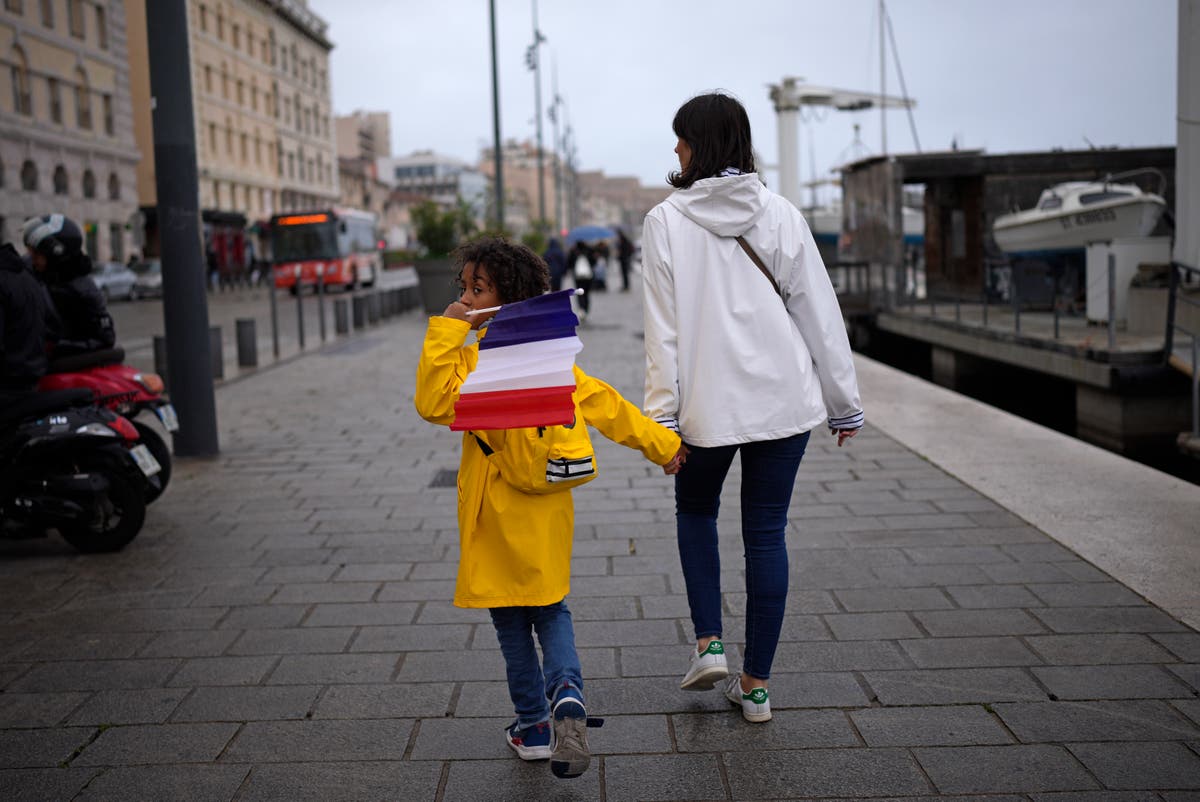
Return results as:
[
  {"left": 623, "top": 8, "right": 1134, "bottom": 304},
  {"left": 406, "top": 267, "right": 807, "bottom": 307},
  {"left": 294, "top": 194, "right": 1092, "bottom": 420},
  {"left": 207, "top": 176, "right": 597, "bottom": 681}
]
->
[
  {"left": 489, "top": 602, "right": 584, "bottom": 728},
  {"left": 675, "top": 431, "right": 810, "bottom": 680}
]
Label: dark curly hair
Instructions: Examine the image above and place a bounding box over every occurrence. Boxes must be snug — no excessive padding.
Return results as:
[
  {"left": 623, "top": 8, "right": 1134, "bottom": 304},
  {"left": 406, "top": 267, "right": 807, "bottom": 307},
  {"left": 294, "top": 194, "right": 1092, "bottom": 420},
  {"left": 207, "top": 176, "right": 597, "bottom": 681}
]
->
[{"left": 452, "top": 236, "right": 549, "bottom": 303}]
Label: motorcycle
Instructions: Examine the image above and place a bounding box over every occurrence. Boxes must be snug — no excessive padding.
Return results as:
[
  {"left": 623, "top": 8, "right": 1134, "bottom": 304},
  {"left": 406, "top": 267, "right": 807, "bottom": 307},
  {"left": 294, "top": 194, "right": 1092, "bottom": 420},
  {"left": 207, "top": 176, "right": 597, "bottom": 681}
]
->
[
  {"left": 38, "top": 347, "right": 177, "bottom": 502},
  {"left": 0, "top": 389, "right": 159, "bottom": 553}
]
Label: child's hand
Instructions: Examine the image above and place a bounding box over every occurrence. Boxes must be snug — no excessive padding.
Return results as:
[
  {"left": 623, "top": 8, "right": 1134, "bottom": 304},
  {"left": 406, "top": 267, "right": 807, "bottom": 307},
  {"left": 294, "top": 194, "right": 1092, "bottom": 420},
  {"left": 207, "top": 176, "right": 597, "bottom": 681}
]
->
[
  {"left": 442, "top": 302, "right": 471, "bottom": 323},
  {"left": 662, "top": 443, "right": 689, "bottom": 475}
]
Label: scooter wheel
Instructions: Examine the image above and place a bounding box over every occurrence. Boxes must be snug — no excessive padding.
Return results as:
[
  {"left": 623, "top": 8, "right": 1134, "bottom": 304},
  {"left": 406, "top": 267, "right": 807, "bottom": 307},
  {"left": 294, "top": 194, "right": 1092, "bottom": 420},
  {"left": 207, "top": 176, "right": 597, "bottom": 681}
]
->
[
  {"left": 133, "top": 420, "right": 172, "bottom": 503},
  {"left": 57, "top": 458, "right": 146, "bottom": 553}
]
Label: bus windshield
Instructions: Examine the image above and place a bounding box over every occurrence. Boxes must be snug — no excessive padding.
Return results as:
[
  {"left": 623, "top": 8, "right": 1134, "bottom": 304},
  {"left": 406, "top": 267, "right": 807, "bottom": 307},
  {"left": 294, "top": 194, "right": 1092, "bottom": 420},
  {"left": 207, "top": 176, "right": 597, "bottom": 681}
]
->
[{"left": 272, "top": 220, "right": 339, "bottom": 262}]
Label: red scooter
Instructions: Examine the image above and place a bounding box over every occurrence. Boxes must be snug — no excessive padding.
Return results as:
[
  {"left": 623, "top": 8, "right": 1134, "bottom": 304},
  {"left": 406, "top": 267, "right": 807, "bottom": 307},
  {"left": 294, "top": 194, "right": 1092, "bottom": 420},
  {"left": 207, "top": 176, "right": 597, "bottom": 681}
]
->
[{"left": 38, "top": 348, "right": 177, "bottom": 502}]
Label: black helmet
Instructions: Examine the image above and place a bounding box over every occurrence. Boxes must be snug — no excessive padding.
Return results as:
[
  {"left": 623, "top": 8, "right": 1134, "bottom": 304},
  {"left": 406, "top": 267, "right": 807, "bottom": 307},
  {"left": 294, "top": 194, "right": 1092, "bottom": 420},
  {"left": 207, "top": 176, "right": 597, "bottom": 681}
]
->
[{"left": 22, "top": 214, "right": 83, "bottom": 264}]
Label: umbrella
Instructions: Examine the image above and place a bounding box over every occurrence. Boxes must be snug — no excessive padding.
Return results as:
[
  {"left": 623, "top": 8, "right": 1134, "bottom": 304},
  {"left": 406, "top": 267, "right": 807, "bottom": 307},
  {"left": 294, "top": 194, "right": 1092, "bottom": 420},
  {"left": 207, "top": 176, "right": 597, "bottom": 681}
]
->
[{"left": 565, "top": 225, "right": 615, "bottom": 244}]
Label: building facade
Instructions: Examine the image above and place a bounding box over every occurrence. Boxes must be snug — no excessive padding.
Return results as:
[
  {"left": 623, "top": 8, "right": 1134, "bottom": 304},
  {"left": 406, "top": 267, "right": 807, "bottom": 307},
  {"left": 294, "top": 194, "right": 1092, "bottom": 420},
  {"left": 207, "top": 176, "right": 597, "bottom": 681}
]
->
[
  {"left": 335, "top": 109, "right": 388, "bottom": 162},
  {"left": 0, "top": 0, "right": 140, "bottom": 261},
  {"left": 126, "top": 0, "right": 336, "bottom": 230},
  {"left": 376, "top": 149, "right": 487, "bottom": 217}
]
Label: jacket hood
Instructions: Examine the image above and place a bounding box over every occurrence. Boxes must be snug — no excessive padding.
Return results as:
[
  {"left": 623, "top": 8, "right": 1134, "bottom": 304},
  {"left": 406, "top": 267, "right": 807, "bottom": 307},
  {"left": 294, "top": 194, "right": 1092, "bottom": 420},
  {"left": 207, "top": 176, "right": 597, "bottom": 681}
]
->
[{"left": 665, "top": 173, "right": 768, "bottom": 238}]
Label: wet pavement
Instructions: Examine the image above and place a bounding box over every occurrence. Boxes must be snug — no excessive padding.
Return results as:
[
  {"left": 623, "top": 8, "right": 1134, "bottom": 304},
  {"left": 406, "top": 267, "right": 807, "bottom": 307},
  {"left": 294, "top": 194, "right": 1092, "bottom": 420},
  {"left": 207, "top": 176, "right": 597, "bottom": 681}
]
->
[{"left": 2, "top": 277, "right": 1199, "bottom": 801}]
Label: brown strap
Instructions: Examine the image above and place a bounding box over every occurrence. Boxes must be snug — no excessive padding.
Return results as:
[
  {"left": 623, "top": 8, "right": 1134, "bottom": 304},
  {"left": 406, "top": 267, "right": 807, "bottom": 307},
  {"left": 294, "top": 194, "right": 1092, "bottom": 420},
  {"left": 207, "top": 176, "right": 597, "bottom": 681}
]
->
[{"left": 734, "top": 236, "right": 782, "bottom": 299}]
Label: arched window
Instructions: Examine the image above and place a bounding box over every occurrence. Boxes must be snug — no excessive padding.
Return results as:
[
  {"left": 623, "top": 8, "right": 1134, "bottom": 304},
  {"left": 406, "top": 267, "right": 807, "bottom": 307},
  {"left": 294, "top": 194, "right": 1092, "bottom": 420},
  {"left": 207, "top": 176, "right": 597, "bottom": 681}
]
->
[
  {"left": 52, "top": 164, "right": 68, "bottom": 195},
  {"left": 74, "top": 67, "right": 92, "bottom": 129},
  {"left": 10, "top": 45, "right": 31, "bottom": 115},
  {"left": 20, "top": 159, "right": 37, "bottom": 191},
  {"left": 107, "top": 172, "right": 120, "bottom": 201},
  {"left": 82, "top": 168, "right": 95, "bottom": 198}
]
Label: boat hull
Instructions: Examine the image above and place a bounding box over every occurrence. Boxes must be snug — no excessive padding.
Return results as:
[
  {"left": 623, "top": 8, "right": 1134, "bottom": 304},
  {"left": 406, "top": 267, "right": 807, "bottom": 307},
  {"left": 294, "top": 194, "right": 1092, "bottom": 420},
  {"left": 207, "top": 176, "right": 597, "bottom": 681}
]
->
[{"left": 993, "top": 198, "right": 1165, "bottom": 254}]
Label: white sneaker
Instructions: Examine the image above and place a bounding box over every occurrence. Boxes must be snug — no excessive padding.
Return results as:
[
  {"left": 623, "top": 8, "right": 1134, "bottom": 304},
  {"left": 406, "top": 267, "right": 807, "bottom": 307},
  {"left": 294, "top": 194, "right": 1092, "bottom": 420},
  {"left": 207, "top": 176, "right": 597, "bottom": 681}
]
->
[
  {"left": 724, "top": 673, "right": 771, "bottom": 722},
  {"left": 680, "top": 640, "right": 729, "bottom": 690}
]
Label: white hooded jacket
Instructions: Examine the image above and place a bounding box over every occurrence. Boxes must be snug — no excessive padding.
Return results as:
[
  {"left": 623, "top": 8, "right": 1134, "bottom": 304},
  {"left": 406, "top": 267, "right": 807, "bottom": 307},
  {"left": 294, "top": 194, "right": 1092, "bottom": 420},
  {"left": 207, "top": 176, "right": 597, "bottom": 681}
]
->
[{"left": 641, "top": 172, "right": 864, "bottom": 447}]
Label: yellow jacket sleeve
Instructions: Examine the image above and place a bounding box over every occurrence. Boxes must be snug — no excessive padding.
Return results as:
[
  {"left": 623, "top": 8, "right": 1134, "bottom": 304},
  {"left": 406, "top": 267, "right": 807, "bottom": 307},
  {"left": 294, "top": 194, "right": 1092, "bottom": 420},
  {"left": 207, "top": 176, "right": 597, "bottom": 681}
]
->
[
  {"left": 576, "top": 366, "right": 681, "bottom": 465},
  {"left": 415, "top": 316, "right": 475, "bottom": 426}
]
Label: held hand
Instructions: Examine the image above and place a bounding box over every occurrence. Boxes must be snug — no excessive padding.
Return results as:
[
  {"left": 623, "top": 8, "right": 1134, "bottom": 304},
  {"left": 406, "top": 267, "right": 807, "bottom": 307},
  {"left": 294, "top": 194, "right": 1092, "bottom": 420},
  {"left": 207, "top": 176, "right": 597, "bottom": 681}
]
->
[
  {"left": 834, "top": 428, "right": 859, "bottom": 447},
  {"left": 662, "top": 443, "right": 689, "bottom": 475}
]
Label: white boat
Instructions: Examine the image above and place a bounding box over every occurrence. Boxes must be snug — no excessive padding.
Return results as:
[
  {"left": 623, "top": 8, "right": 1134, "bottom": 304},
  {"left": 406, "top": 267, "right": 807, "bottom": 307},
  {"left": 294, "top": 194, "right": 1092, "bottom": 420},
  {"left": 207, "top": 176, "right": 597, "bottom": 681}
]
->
[{"left": 993, "top": 178, "right": 1166, "bottom": 254}]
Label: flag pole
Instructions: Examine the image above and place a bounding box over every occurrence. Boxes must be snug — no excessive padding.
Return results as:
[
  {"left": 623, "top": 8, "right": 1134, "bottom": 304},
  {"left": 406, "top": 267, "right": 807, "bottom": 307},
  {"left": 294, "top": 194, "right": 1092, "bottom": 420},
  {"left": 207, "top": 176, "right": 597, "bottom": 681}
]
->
[{"left": 464, "top": 288, "right": 584, "bottom": 316}]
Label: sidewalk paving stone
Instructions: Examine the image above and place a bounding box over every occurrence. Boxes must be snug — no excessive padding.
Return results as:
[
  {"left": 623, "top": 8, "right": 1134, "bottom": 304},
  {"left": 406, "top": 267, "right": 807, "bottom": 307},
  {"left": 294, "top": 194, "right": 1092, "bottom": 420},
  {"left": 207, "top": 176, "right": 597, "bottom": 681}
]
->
[{"left": 1, "top": 289, "right": 1196, "bottom": 799}]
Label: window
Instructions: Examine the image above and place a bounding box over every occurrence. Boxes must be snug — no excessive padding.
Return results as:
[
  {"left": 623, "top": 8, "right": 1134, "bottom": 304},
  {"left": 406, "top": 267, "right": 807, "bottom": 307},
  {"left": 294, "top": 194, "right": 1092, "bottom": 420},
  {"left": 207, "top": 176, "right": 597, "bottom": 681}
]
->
[
  {"left": 52, "top": 165, "right": 68, "bottom": 195},
  {"left": 1038, "top": 195, "right": 1063, "bottom": 211},
  {"left": 250, "top": 81, "right": 257, "bottom": 111},
  {"left": 225, "top": 122, "right": 232, "bottom": 155},
  {"left": 208, "top": 122, "right": 217, "bottom": 154},
  {"left": 290, "top": 44, "right": 298, "bottom": 76},
  {"left": 74, "top": 67, "right": 91, "bottom": 129},
  {"left": 216, "top": 10, "right": 223, "bottom": 40},
  {"left": 254, "top": 134, "right": 261, "bottom": 164},
  {"left": 204, "top": 65, "right": 213, "bottom": 93},
  {"left": 84, "top": 222, "right": 96, "bottom": 257},
  {"left": 5, "top": 1, "right": 24, "bottom": 13},
  {"left": 9, "top": 47, "right": 31, "bottom": 116},
  {"left": 48, "top": 77, "right": 61, "bottom": 122},
  {"left": 199, "top": 4, "right": 207, "bottom": 32},
  {"left": 107, "top": 172, "right": 119, "bottom": 200},
  {"left": 232, "top": 24, "right": 239, "bottom": 49},
  {"left": 82, "top": 169, "right": 95, "bottom": 198},
  {"left": 67, "top": 0, "right": 83, "bottom": 38},
  {"left": 20, "top": 159, "right": 37, "bottom": 191},
  {"left": 39, "top": 0, "right": 51, "bottom": 26},
  {"left": 280, "top": 45, "right": 287, "bottom": 72},
  {"left": 102, "top": 94, "right": 113, "bottom": 135},
  {"left": 109, "top": 223, "right": 122, "bottom": 262},
  {"left": 240, "top": 132, "right": 247, "bottom": 162},
  {"left": 287, "top": 152, "right": 294, "bottom": 179},
  {"left": 271, "top": 80, "right": 278, "bottom": 116},
  {"left": 236, "top": 79, "right": 243, "bottom": 105},
  {"left": 1079, "top": 190, "right": 1135, "bottom": 205},
  {"left": 221, "top": 64, "right": 228, "bottom": 99},
  {"left": 268, "top": 28, "right": 276, "bottom": 65},
  {"left": 293, "top": 94, "right": 300, "bottom": 130},
  {"left": 95, "top": 5, "right": 106, "bottom": 49}
]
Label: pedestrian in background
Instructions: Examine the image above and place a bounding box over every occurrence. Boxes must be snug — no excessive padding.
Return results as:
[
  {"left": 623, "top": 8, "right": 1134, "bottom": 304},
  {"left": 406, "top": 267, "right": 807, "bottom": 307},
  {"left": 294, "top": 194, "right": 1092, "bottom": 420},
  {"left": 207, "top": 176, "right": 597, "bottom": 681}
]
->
[
  {"left": 616, "top": 228, "right": 634, "bottom": 292},
  {"left": 567, "top": 241, "right": 593, "bottom": 321},
  {"left": 414, "top": 237, "right": 684, "bottom": 778},
  {"left": 641, "top": 91, "right": 864, "bottom": 723},
  {"left": 543, "top": 237, "right": 567, "bottom": 292}
]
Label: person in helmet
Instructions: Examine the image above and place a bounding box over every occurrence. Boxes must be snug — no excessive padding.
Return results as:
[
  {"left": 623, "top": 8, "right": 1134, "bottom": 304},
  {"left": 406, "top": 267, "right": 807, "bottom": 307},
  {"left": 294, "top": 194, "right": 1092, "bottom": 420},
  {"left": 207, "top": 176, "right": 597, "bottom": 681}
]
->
[
  {"left": 0, "top": 240, "right": 55, "bottom": 406},
  {"left": 22, "top": 214, "right": 115, "bottom": 358}
]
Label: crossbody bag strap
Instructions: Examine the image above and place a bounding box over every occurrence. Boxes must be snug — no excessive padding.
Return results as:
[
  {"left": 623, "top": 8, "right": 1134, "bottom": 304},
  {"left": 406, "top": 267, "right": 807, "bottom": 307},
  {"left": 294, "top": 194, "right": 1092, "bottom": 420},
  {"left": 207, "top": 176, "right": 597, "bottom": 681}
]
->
[{"left": 733, "top": 236, "right": 783, "bottom": 300}]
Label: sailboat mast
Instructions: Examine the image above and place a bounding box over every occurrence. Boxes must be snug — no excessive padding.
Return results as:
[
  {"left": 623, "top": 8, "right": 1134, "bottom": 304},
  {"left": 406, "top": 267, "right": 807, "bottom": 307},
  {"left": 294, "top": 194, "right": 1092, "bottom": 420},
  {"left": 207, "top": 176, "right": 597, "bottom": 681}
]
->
[{"left": 879, "top": 0, "right": 887, "bottom": 155}]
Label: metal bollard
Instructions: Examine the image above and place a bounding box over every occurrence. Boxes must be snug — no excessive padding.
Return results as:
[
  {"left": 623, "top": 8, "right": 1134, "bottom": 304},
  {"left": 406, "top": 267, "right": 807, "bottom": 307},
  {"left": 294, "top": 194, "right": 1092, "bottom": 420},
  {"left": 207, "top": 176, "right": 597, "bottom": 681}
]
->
[
  {"left": 352, "top": 295, "right": 366, "bottom": 328},
  {"left": 367, "top": 292, "right": 380, "bottom": 324},
  {"left": 236, "top": 318, "right": 257, "bottom": 367},
  {"left": 153, "top": 335, "right": 168, "bottom": 381},
  {"left": 268, "top": 272, "right": 280, "bottom": 359},
  {"left": 334, "top": 298, "right": 350, "bottom": 334},
  {"left": 295, "top": 267, "right": 305, "bottom": 350},
  {"left": 317, "top": 270, "right": 327, "bottom": 342},
  {"left": 209, "top": 326, "right": 224, "bottom": 379}
]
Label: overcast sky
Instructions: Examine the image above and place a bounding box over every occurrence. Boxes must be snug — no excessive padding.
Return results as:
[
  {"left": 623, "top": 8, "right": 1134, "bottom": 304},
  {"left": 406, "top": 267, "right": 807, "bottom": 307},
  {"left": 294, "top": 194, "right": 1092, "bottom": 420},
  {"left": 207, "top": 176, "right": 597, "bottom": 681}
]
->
[{"left": 311, "top": 0, "right": 1177, "bottom": 199}]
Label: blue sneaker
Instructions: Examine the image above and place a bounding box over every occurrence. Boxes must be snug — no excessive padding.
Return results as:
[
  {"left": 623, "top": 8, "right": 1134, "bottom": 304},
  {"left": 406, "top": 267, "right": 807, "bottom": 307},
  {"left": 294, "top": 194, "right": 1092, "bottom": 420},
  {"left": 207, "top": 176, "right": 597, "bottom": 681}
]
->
[
  {"left": 505, "top": 720, "right": 551, "bottom": 760},
  {"left": 550, "top": 695, "right": 590, "bottom": 779}
]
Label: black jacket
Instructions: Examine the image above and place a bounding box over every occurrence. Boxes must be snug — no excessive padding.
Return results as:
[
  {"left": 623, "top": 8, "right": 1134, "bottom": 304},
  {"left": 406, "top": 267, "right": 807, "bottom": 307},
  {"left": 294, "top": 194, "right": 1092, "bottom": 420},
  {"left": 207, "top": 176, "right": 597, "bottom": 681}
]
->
[
  {"left": 42, "top": 253, "right": 115, "bottom": 357},
  {"left": 0, "top": 243, "right": 52, "bottom": 391}
]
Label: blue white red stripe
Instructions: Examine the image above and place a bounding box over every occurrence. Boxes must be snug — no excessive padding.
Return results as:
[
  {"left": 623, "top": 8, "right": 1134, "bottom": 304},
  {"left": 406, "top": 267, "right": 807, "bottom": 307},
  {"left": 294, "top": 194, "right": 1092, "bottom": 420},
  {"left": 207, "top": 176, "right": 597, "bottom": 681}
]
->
[{"left": 451, "top": 290, "right": 582, "bottom": 431}]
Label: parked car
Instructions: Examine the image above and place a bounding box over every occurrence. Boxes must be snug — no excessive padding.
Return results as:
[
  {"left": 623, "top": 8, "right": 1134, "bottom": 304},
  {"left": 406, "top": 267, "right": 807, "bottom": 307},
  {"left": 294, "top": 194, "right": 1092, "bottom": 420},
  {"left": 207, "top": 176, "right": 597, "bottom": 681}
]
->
[
  {"left": 130, "top": 260, "right": 163, "bottom": 299},
  {"left": 91, "top": 261, "right": 138, "bottom": 301}
]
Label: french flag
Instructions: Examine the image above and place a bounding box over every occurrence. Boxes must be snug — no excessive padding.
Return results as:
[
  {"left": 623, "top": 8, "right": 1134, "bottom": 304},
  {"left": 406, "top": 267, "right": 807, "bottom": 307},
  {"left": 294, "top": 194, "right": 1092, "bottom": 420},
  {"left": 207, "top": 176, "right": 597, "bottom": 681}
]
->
[{"left": 450, "top": 289, "right": 582, "bottom": 431}]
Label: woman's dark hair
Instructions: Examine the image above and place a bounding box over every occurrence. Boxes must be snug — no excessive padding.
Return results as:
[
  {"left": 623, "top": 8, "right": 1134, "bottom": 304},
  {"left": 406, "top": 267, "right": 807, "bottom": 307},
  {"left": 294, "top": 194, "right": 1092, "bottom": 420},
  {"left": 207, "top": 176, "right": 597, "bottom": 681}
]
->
[
  {"left": 452, "top": 236, "right": 549, "bottom": 303},
  {"left": 668, "top": 92, "right": 756, "bottom": 189}
]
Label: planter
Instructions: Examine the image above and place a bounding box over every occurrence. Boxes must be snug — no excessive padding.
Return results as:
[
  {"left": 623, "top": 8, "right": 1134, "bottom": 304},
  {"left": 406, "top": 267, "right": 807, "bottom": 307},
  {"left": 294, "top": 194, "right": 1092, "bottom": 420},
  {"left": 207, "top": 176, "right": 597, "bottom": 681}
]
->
[{"left": 414, "top": 257, "right": 459, "bottom": 315}]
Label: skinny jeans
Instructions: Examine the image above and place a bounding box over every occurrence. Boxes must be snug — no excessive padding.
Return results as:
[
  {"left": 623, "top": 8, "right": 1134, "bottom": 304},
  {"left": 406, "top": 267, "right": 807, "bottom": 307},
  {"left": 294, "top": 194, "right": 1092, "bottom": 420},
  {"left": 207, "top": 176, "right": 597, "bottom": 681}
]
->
[
  {"left": 489, "top": 602, "right": 583, "bottom": 728},
  {"left": 675, "top": 431, "right": 810, "bottom": 680}
]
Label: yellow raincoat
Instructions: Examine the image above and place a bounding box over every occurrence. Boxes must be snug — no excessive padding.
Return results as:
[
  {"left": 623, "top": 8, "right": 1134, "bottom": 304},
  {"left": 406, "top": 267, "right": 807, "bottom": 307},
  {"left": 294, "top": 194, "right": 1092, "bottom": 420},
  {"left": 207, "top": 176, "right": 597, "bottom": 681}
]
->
[{"left": 415, "top": 316, "right": 681, "bottom": 609}]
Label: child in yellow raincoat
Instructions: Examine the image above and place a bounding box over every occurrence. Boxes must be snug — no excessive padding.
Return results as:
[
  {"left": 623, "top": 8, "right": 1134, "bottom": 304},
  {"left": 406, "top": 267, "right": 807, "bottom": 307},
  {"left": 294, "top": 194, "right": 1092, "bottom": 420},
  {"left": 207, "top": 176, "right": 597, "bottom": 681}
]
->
[{"left": 415, "top": 238, "right": 683, "bottom": 779}]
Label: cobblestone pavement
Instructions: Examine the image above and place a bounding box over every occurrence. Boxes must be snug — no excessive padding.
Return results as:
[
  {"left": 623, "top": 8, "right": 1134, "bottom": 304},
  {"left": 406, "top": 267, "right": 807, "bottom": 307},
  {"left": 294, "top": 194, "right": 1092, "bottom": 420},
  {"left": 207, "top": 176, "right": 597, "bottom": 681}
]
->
[{"left": 2, "top": 281, "right": 1199, "bottom": 801}]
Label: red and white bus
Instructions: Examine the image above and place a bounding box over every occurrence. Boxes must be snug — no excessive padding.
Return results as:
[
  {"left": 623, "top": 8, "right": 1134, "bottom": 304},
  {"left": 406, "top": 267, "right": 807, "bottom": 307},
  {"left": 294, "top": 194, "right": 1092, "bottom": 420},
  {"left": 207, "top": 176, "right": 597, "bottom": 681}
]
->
[{"left": 270, "top": 208, "right": 380, "bottom": 293}]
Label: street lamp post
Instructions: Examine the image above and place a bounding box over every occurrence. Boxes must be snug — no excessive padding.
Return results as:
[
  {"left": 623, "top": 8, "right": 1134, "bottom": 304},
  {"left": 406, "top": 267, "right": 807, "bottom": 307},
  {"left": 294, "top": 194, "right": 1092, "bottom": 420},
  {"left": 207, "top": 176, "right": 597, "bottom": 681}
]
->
[
  {"left": 525, "top": 0, "right": 546, "bottom": 232},
  {"left": 488, "top": 0, "right": 504, "bottom": 228}
]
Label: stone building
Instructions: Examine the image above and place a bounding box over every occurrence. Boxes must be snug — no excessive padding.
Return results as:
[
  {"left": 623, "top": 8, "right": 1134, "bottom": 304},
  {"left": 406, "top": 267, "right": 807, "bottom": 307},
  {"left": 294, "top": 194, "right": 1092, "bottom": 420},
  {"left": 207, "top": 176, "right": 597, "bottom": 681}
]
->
[
  {"left": 0, "top": 0, "right": 141, "bottom": 261},
  {"left": 125, "top": 0, "right": 337, "bottom": 228},
  {"left": 335, "top": 109, "right": 389, "bottom": 162}
]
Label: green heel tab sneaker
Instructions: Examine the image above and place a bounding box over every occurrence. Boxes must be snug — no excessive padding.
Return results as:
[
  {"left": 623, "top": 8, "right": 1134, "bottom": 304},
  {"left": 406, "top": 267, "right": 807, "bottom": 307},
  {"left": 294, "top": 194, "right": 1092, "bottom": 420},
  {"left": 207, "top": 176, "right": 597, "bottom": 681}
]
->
[
  {"left": 703, "top": 641, "right": 725, "bottom": 656},
  {"left": 744, "top": 687, "right": 768, "bottom": 704}
]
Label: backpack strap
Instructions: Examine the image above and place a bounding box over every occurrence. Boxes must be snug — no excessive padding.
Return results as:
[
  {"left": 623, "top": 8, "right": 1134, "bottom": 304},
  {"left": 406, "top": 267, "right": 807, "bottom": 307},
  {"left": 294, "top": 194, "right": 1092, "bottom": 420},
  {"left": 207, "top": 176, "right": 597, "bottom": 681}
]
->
[
  {"left": 471, "top": 432, "right": 494, "bottom": 456},
  {"left": 733, "top": 236, "right": 783, "bottom": 300}
]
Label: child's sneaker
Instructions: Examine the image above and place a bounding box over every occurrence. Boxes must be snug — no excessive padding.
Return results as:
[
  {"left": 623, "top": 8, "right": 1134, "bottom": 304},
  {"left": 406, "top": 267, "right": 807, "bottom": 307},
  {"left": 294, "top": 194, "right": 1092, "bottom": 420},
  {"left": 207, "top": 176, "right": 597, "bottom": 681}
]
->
[
  {"left": 505, "top": 720, "right": 551, "bottom": 760},
  {"left": 723, "top": 673, "right": 771, "bottom": 723},
  {"left": 549, "top": 695, "right": 590, "bottom": 779},
  {"left": 680, "top": 639, "right": 728, "bottom": 690}
]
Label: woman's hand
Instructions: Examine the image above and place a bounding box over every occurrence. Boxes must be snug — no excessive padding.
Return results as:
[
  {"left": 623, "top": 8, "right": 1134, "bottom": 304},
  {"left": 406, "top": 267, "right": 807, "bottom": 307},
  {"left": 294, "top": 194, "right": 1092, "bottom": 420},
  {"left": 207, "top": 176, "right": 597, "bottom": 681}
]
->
[
  {"left": 833, "top": 428, "right": 859, "bottom": 447},
  {"left": 662, "top": 443, "right": 690, "bottom": 474}
]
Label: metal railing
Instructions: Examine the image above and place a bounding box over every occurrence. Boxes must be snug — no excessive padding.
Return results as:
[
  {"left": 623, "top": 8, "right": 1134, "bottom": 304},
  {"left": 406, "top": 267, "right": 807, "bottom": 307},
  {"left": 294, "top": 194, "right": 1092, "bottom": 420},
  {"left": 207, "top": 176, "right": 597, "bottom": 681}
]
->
[{"left": 1165, "top": 260, "right": 1200, "bottom": 442}]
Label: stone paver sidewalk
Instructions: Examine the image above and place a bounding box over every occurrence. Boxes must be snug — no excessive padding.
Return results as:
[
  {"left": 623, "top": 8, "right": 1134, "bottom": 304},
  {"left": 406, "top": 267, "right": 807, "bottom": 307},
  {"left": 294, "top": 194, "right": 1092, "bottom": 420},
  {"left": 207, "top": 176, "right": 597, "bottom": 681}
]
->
[{"left": 1, "top": 281, "right": 1198, "bottom": 801}]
